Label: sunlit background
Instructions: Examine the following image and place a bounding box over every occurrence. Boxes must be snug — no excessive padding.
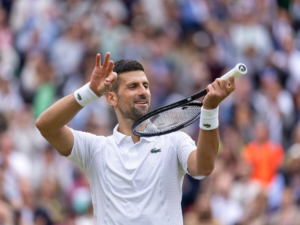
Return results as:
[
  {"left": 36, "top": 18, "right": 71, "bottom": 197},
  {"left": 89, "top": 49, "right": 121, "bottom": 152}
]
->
[{"left": 1, "top": 0, "right": 300, "bottom": 224}]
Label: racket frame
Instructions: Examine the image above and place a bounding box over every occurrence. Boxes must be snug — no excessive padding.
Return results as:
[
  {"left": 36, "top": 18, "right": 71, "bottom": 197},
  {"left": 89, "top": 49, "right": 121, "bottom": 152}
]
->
[{"left": 131, "top": 90, "right": 207, "bottom": 137}]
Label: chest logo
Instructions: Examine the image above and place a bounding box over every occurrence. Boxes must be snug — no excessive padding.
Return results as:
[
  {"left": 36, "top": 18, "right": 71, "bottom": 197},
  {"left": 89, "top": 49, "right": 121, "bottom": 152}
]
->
[{"left": 151, "top": 148, "right": 161, "bottom": 153}]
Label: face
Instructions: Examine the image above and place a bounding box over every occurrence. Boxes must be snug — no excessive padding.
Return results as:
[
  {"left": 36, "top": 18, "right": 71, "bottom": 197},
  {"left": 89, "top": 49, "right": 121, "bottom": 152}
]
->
[
  {"left": 114, "top": 71, "right": 151, "bottom": 121},
  {"left": 254, "top": 122, "right": 269, "bottom": 143}
]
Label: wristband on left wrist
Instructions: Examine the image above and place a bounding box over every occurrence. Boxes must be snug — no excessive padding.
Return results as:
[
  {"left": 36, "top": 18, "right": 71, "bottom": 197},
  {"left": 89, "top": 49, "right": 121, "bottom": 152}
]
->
[{"left": 199, "top": 106, "right": 219, "bottom": 130}]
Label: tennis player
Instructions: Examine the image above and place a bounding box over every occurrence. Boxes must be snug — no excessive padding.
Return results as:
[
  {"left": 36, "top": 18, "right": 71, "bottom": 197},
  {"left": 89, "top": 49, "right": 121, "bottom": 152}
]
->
[{"left": 36, "top": 52, "right": 235, "bottom": 225}]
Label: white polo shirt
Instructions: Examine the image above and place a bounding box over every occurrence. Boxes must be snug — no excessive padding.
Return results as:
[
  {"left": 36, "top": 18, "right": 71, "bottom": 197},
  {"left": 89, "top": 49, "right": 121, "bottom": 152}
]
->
[{"left": 66, "top": 125, "right": 204, "bottom": 225}]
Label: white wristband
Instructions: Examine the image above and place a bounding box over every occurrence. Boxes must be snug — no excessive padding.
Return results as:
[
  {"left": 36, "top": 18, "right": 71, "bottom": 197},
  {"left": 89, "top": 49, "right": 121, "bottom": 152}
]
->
[
  {"left": 200, "top": 106, "right": 219, "bottom": 130},
  {"left": 74, "top": 82, "right": 99, "bottom": 107}
]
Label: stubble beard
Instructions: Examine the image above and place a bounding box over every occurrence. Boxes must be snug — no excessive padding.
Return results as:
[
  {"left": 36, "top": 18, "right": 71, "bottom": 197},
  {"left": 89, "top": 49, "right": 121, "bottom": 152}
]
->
[{"left": 118, "top": 96, "right": 150, "bottom": 122}]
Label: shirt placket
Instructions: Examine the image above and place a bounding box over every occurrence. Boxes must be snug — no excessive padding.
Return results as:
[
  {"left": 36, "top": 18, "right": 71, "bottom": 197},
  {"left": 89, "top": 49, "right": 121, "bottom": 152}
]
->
[
  {"left": 125, "top": 138, "right": 138, "bottom": 168},
  {"left": 128, "top": 146, "right": 138, "bottom": 168}
]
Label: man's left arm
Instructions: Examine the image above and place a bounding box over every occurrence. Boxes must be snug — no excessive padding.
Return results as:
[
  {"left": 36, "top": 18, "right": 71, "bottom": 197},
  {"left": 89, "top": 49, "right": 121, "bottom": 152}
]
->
[{"left": 188, "top": 76, "right": 235, "bottom": 176}]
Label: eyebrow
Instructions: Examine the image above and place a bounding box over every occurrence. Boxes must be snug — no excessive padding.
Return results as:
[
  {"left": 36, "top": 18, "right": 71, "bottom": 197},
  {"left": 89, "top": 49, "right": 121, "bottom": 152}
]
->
[{"left": 126, "top": 81, "right": 149, "bottom": 87}]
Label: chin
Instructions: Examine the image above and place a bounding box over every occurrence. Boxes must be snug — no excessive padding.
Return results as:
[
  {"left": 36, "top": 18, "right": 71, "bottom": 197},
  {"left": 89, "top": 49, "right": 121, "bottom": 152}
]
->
[
  {"left": 132, "top": 109, "right": 148, "bottom": 120},
  {"left": 136, "top": 111, "right": 147, "bottom": 119}
]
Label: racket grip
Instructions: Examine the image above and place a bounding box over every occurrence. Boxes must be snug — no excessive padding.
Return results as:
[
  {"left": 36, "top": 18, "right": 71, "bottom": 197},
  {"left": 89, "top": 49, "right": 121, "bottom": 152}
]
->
[{"left": 220, "top": 63, "right": 247, "bottom": 82}]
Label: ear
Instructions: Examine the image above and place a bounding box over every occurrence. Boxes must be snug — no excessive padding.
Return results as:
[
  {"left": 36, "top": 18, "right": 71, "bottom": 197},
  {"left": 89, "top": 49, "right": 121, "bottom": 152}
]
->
[{"left": 105, "top": 92, "right": 118, "bottom": 107}]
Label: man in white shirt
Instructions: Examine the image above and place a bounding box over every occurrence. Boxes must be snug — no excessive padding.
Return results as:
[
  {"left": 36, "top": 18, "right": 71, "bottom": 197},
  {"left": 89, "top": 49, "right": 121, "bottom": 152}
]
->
[{"left": 36, "top": 52, "right": 235, "bottom": 224}]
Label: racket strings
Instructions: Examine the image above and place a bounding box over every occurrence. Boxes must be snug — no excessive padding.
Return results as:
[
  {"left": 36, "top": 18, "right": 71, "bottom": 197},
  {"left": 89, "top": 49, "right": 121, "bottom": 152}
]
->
[{"left": 134, "top": 105, "right": 202, "bottom": 135}]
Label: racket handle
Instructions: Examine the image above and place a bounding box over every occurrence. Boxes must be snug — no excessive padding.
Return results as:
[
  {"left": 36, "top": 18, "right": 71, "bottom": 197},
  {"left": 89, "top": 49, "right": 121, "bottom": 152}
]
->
[{"left": 220, "top": 63, "right": 247, "bottom": 81}]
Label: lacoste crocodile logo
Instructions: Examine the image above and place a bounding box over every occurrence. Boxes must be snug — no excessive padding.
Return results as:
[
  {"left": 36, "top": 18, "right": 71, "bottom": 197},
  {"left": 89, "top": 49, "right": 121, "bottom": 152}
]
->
[
  {"left": 77, "top": 93, "right": 82, "bottom": 101},
  {"left": 203, "top": 124, "right": 211, "bottom": 128},
  {"left": 151, "top": 148, "right": 161, "bottom": 153}
]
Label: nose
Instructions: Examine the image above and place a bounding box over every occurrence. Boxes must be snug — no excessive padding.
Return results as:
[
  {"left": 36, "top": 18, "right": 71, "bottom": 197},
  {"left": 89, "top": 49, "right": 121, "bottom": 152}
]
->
[{"left": 138, "top": 85, "right": 148, "bottom": 96}]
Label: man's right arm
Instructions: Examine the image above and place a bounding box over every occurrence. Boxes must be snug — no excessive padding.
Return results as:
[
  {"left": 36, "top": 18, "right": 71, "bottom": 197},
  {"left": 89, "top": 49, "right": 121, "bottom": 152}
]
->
[
  {"left": 36, "top": 94, "right": 82, "bottom": 156},
  {"left": 36, "top": 53, "right": 117, "bottom": 156}
]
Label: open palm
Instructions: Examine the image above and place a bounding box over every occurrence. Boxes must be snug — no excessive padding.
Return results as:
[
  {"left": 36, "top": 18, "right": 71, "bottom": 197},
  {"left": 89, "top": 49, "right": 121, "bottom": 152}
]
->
[{"left": 89, "top": 53, "right": 117, "bottom": 96}]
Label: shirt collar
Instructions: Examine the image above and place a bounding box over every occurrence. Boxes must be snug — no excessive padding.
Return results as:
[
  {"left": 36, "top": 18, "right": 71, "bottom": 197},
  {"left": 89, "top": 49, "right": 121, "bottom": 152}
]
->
[
  {"left": 113, "top": 125, "right": 126, "bottom": 145},
  {"left": 113, "top": 124, "right": 157, "bottom": 145}
]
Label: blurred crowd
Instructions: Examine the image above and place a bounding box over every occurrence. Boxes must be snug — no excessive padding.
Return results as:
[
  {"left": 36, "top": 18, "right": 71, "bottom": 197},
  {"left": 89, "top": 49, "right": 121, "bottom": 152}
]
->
[{"left": 1, "top": 0, "right": 300, "bottom": 224}]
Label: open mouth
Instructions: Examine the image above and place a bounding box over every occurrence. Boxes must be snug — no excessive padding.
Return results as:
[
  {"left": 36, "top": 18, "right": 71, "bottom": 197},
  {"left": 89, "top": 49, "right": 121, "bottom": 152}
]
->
[{"left": 135, "top": 101, "right": 148, "bottom": 106}]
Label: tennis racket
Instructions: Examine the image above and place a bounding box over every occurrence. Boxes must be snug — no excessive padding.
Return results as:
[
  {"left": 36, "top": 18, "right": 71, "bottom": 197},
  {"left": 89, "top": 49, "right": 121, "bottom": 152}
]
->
[{"left": 131, "top": 63, "right": 247, "bottom": 137}]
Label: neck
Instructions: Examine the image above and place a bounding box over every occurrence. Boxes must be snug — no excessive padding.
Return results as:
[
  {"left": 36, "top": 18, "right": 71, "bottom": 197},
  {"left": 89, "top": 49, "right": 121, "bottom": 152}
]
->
[
  {"left": 256, "top": 139, "right": 268, "bottom": 145},
  {"left": 118, "top": 118, "right": 140, "bottom": 144}
]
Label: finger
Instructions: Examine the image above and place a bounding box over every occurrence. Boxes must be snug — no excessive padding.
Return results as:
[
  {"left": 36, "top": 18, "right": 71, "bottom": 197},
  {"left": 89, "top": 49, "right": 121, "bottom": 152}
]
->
[
  {"left": 228, "top": 76, "right": 236, "bottom": 91},
  {"left": 104, "top": 80, "right": 111, "bottom": 86},
  {"left": 103, "top": 52, "right": 110, "bottom": 68},
  {"left": 107, "top": 60, "right": 114, "bottom": 75},
  {"left": 216, "top": 78, "right": 227, "bottom": 95},
  {"left": 95, "top": 53, "right": 101, "bottom": 67},
  {"left": 212, "top": 80, "right": 222, "bottom": 95},
  {"left": 224, "top": 76, "right": 235, "bottom": 94},
  {"left": 206, "top": 84, "right": 215, "bottom": 95},
  {"left": 105, "top": 72, "right": 117, "bottom": 84}
]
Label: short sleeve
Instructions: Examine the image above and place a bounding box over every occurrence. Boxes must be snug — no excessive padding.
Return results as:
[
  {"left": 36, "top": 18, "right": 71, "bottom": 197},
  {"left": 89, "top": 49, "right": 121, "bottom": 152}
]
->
[
  {"left": 175, "top": 132, "right": 204, "bottom": 180},
  {"left": 65, "top": 128, "right": 104, "bottom": 172}
]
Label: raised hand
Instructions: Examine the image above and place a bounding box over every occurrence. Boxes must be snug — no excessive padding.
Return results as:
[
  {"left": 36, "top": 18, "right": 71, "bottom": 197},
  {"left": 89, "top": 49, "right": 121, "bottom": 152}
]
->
[
  {"left": 203, "top": 76, "right": 236, "bottom": 110},
  {"left": 89, "top": 53, "right": 117, "bottom": 96}
]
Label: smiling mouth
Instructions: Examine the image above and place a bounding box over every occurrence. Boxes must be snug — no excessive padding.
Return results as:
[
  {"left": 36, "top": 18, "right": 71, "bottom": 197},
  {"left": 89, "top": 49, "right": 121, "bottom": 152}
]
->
[{"left": 135, "top": 102, "right": 148, "bottom": 106}]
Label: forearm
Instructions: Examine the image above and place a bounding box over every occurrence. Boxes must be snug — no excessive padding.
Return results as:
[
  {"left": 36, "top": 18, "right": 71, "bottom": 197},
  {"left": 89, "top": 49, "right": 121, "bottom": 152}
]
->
[
  {"left": 188, "top": 76, "right": 235, "bottom": 176},
  {"left": 36, "top": 94, "right": 82, "bottom": 135},
  {"left": 196, "top": 128, "right": 219, "bottom": 176}
]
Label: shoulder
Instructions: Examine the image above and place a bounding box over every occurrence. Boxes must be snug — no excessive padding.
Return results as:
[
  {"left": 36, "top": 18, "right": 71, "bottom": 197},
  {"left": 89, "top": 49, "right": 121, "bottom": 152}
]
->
[
  {"left": 72, "top": 128, "right": 106, "bottom": 139},
  {"left": 105, "top": 135, "right": 116, "bottom": 143},
  {"left": 270, "top": 142, "right": 284, "bottom": 153},
  {"left": 245, "top": 142, "right": 258, "bottom": 149},
  {"left": 71, "top": 128, "right": 107, "bottom": 147}
]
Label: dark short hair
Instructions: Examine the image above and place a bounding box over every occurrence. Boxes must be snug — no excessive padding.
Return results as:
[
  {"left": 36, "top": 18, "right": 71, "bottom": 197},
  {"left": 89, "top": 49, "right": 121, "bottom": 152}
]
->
[{"left": 110, "top": 60, "right": 144, "bottom": 94}]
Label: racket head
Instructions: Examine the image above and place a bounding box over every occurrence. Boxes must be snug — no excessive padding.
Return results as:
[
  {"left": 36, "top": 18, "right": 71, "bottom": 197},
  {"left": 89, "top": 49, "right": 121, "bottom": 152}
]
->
[{"left": 132, "top": 101, "right": 203, "bottom": 137}]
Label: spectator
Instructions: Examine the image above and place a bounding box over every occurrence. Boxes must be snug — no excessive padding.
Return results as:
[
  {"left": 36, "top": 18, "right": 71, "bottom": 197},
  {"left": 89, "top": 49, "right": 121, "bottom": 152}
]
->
[
  {"left": 8, "top": 106, "right": 46, "bottom": 156},
  {"left": 229, "top": 11, "right": 273, "bottom": 73},
  {"left": 0, "top": 165, "right": 13, "bottom": 225},
  {"left": 32, "top": 58, "right": 56, "bottom": 118},
  {"left": 50, "top": 22, "right": 85, "bottom": 82},
  {"left": 230, "top": 160, "right": 262, "bottom": 206},
  {"left": 243, "top": 121, "right": 284, "bottom": 187},
  {"left": 239, "top": 191, "right": 269, "bottom": 224},
  {"left": 0, "top": 132, "right": 31, "bottom": 209},
  {"left": 253, "top": 67, "right": 295, "bottom": 145},
  {"left": 184, "top": 194, "right": 220, "bottom": 225},
  {"left": 210, "top": 172, "right": 244, "bottom": 225},
  {"left": 0, "top": 64, "right": 24, "bottom": 114},
  {"left": 283, "top": 122, "right": 300, "bottom": 202},
  {"left": 268, "top": 188, "right": 300, "bottom": 224}
]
